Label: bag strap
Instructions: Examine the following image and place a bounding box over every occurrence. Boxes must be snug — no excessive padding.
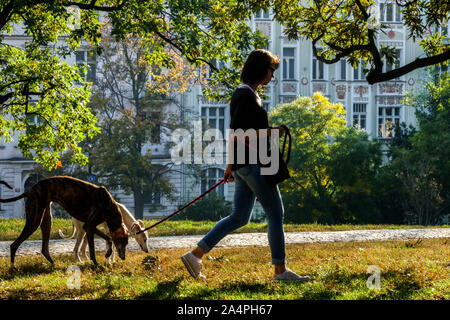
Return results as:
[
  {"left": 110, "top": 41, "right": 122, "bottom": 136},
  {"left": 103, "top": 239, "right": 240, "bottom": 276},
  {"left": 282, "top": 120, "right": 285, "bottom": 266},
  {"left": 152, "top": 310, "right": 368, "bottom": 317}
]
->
[
  {"left": 269, "top": 125, "right": 292, "bottom": 165},
  {"left": 280, "top": 124, "right": 292, "bottom": 165}
]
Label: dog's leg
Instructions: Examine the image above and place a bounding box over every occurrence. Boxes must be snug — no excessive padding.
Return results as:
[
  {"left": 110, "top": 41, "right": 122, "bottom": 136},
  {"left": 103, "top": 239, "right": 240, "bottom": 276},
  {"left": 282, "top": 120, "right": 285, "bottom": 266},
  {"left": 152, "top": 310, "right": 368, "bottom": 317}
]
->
[
  {"left": 10, "top": 198, "right": 45, "bottom": 267},
  {"left": 40, "top": 203, "right": 54, "bottom": 265},
  {"left": 75, "top": 229, "right": 86, "bottom": 263},
  {"left": 85, "top": 226, "right": 99, "bottom": 266},
  {"left": 102, "top": 223, "right": 113, "bottom": 263},
  {"left": 84, "top": 214, "right": 110, "bottom": 266},
  {"left": 79, "top": 232, "right": 88, "bottom": 262}
]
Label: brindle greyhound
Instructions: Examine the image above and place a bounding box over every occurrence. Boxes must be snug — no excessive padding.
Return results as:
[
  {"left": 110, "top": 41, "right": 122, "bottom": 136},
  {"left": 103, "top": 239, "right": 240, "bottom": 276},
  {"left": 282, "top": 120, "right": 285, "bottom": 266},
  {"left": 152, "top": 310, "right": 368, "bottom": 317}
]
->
[{"left": 0, "top": 176, "right": 129, "bottom": 267}]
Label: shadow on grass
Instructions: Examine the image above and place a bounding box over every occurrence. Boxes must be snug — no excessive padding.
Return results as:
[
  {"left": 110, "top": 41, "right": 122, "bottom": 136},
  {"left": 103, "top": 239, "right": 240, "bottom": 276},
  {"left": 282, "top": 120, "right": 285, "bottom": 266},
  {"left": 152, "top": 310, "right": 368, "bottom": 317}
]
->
[
  {"left": 136, "top": 279, "right": 279, "bottom": 300},
  {"left": 189, "top": 282, "right": 273, "bottom": 300},
  {"left": 134, "top": 269, "right": 424, "bottom": 300},
  {"left": 300, "top": 269, "right": 422, "bottom": 300},
  {"left": 0, "top": 262, "right": 55, "bottom": 281},
  {"left": 136, "top": 277, "right": 184, "bottom": 299}
]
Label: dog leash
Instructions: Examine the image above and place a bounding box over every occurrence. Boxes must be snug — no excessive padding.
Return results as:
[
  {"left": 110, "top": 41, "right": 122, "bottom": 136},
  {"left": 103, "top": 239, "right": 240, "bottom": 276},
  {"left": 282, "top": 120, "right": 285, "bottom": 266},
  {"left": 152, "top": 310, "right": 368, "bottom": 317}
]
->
[
  {"left": 136, "top": 178, "right": 227, "bottom": 234},
  {"left": 136, "top": 126, "right": 291, "bottom": 235}
]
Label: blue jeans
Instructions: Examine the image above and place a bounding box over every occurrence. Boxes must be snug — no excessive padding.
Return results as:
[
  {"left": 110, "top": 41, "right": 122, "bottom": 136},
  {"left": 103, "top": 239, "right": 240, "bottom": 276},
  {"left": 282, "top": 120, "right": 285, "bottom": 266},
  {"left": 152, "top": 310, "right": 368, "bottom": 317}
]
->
[{"left": 197, "top": 164, "right": 286, "bottom": 265}]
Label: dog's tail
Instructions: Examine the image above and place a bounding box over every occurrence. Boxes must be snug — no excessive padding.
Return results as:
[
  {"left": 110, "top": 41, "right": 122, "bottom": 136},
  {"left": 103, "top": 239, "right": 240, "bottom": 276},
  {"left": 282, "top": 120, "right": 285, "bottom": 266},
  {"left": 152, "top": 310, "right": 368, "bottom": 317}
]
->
[
  {"left": 0, "top": 192, "right": 27, "bottom": 203},
  {"left": 58, "top": 221, "right": 76, "bottom": 239},
  {"left": 0, "top": 181, "right": 13, "bottom": 189}
]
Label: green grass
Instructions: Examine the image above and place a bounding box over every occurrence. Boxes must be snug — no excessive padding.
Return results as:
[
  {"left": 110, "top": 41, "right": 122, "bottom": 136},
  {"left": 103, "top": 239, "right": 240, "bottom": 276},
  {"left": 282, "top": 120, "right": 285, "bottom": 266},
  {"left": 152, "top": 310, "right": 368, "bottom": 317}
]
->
[
  {"left": 0, "top": 238, "right": 448, "bottom": 300},
  {"left": 0, "top": 218, "right": 447, "bottom": 241}
]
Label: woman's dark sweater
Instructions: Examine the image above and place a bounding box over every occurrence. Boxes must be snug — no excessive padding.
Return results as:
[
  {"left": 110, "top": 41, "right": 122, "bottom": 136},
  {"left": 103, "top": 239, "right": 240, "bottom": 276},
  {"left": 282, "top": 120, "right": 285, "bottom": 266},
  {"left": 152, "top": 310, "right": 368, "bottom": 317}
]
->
[{"left": 229, "top": 87, "right": 271, "bottom": 171}]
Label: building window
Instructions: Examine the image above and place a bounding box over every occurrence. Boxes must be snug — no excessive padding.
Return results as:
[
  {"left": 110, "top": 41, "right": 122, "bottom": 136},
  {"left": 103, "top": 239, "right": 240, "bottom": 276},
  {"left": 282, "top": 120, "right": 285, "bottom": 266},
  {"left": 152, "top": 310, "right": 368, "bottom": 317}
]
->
[
  {"left": 282, "top": 48, "right": 295, "bottom": 80},
  {"left": 435, "top": 63, "right": 448, "bottom": 77},
  {"left": 76, "top": 51, "right": 97, "bottom": 82},
  {"left": 144, "top": 192, "right": 161, "bottom": 206},
  {"left": 353, "top": 103, "right": 367, "bottom": 130},
  {"left": 312, "top": 51, "right": 324, "bottom": 80},
  {"left": 439, "top": 21, "right": 449, "bottom": 36},
  {"left": 254, "top": 9, "right": 270, "bottom": 19},
  {"left": 378, "top": 106, "right": 401, "bottom": 138},
  {"left": 380, "top": 2, "right": 402, "bottom": 22},
  {"left": 206, "top": 59, "right": 225, "bottom": 79},
  {"left": 338, "top": 60, "right": 347, "bottom": 80},
  {"left": 201, "top": 168, "right": 225, "bottom": 198},
  {"left": 353, "top": 60, "right": 365, "bottom": 80},
  {"left": 150, "top": 111, "right": 162, "bottom": 144},
  {"left": 385, "top": 49, "right": 401, "bottom": 73},
  {"left": 201, "top": 106, "right": 226, "bottom": 137}
]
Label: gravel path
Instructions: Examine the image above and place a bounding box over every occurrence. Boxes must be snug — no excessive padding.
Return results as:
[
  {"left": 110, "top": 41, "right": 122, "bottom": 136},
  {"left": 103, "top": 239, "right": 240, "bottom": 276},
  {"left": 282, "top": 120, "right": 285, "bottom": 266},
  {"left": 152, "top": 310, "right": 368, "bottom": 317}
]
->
[{"left": 0, "top": 228, "right": 449, "bottom": 258}]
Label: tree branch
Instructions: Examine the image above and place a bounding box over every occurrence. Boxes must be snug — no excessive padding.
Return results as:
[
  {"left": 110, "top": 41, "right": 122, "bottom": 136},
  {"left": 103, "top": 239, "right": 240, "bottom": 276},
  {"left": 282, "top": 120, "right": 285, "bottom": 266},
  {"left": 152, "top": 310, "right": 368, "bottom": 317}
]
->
[
  {"left": 366, "top": 49, "right": 450, "bottom": 84},
  {"left": 153, "top": 30, "right": 219, "bottom": 73},
  {"left": 62, "top": 1, "right": 125, "bottom": 12},
  {"left": 0, "top": 92, "right": 14, "bottom": 106}
]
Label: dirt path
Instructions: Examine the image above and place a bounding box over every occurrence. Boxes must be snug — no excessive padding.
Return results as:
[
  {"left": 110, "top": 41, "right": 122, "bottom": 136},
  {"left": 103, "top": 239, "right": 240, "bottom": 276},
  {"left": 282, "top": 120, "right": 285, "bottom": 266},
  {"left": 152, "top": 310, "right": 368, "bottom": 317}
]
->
[{"left": 0, "top": 228, "right": 448, "bottom": 258}]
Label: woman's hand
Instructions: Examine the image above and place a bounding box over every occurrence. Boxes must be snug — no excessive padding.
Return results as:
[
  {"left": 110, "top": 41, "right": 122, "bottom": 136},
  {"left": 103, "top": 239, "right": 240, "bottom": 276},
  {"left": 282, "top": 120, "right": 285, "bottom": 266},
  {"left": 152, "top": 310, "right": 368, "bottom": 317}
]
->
[{"left": 223, "top": 164, "right": 235, "bottom": 183}]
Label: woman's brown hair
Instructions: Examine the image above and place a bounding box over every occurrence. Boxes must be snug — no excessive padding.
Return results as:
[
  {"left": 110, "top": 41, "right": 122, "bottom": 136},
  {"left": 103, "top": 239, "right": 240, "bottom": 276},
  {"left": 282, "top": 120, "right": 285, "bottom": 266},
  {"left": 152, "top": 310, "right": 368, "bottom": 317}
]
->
[{"left": 240, "top": 49, "right": 280, "bottom": 85}]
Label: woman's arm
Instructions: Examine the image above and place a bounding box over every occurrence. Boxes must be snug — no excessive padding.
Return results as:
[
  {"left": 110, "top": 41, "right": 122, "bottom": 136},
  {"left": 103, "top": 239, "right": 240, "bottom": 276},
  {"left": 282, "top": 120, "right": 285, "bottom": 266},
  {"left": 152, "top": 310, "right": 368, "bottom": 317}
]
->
[{"left": 224, "top": 130, "right": 235, "bottom": 182}]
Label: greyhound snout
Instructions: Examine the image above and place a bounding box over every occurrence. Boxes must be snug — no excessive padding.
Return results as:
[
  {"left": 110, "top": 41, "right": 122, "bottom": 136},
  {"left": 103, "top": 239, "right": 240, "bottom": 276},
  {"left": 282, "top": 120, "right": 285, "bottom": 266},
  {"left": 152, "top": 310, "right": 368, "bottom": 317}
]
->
[{"left": 141, "top": 243, "right": 149, "bottom": 253}]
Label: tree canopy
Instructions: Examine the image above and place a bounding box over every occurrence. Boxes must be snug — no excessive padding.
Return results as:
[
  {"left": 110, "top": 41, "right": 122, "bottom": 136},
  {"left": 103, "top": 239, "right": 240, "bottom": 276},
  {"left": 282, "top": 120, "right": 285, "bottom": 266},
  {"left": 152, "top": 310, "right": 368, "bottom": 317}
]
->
[
  {"left": 0, "top": 0, "right": 266, "bottom": 169},
  {"left": 245, "top": 0, "right": 449, "bottom": 84},
  {"left": 269, "top": 93, "right": 382, "bottom": 223}
]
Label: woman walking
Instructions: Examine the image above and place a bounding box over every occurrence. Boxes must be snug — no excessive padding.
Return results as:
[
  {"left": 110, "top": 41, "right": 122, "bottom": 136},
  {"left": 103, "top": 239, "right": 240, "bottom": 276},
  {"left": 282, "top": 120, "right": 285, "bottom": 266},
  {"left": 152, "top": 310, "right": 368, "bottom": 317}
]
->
[{"left": 182, "top": 49, "right": 310, "bottom": 282}]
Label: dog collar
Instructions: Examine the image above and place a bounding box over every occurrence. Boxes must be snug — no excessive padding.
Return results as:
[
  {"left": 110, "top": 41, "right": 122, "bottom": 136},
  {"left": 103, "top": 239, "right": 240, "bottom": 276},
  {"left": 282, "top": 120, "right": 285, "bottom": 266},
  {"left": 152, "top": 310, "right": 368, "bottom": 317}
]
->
[{"left": 111, "top": 223, "right": 128, "bottom": 239}]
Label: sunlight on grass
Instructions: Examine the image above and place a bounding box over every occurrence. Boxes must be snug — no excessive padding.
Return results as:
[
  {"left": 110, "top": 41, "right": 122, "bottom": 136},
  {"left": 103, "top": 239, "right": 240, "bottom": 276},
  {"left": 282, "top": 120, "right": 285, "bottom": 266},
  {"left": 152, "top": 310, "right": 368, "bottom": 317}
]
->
[{"left": 0, "top": 238, "right": 448, "bottom": 300}]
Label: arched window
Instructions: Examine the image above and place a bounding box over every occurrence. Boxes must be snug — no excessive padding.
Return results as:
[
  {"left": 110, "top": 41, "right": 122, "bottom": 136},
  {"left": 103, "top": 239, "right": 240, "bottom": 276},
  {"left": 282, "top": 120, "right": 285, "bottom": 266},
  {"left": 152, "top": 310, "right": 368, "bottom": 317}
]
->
[
  {"left": 201, "top": 168, "right": 224, "bottom": 198},
  {"left": 24, "top": 174, "right": 41, "bottom": 191}
]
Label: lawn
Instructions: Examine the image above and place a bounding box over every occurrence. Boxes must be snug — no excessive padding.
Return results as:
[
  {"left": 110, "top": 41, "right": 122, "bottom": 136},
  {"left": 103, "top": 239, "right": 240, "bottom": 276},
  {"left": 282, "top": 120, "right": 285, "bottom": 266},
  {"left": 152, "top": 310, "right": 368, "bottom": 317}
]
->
[
  {"left": 0, "top": 238, "right": 448, "bottom": 300},
  {"left": 0, "top": 218, "right": 447, "bottom": 241}
]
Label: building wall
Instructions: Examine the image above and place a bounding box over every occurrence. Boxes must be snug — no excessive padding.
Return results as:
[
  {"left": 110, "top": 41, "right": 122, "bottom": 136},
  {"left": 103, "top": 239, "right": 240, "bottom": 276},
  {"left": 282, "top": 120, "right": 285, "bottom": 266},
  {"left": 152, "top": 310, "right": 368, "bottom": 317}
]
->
[{"left": 1, "top": 4, "right": 430, "bottom": 219}]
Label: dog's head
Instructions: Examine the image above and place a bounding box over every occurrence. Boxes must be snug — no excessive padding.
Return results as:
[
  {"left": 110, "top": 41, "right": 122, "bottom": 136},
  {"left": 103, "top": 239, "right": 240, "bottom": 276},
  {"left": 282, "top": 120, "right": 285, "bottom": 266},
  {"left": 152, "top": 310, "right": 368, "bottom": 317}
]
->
[
  {"left": 110, "top": 223, "right": 129, "bottom": 260},
  {"left": 98, "top": 187, "right": 129, "bottom": 260},
  {"left": 130, "top": 220, "right": 149, "bottom": 253}
]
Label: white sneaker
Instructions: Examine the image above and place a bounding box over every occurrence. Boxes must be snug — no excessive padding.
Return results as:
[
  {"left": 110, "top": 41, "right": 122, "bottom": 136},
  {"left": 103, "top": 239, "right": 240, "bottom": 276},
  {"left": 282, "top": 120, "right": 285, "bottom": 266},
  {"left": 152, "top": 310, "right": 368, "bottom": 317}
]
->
[
  {"left": 181, "top": 252, "right": 205, "bottom": 279},
  {"left": 274, "top": 268, "right": 311, "bottom": 282}
]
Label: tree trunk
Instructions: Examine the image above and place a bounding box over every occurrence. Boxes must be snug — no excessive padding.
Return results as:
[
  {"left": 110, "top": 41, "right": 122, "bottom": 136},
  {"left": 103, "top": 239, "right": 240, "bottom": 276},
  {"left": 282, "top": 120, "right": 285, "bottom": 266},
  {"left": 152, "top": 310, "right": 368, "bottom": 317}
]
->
[{"left": 134, "top": 192, "right": 145, "bottom": 220}]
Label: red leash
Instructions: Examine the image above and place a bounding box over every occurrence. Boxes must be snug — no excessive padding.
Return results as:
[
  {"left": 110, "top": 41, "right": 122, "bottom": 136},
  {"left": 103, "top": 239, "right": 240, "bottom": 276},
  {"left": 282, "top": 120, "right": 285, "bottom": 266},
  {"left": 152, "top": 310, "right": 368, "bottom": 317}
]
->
[
  {"left": 136, "top": 178, "right": 227, "bottom": 234},
  {"left": 136, "top": 126, "right": 290, "bottom": 235}
]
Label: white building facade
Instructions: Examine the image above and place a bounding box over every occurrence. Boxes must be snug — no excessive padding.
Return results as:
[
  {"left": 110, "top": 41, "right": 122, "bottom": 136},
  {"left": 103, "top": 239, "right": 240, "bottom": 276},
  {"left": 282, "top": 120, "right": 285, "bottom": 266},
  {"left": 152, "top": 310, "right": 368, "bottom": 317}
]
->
[{"left": 1, "top": 3, "right": 440, "bottom": 219}]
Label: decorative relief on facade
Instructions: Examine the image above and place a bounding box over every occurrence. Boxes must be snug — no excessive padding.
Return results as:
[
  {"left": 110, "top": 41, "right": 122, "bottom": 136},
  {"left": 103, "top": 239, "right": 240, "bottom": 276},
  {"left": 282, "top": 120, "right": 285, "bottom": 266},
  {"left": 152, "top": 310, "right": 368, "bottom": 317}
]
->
[
  {"left": 388, "top": 30, "right": 395, "bottom": 39},
  {"left": 198, "top": 95, "right": 227, "bottom": 105},
  {"left": 376, "top": 96, "right": 404, "bottom": 105},
  {"left": 312, "top": 83, "right": 326, "bottom": 94},
  {"left": 283, "top": 83, "right": 297, "bottom": 93},
  {"left": 378, "top": 83, "right": 404, "bottom": 95},
  {"left": 336, "top": 84, "right": 346, "bottom": 99},
  {"left": 379, "top": 41, "right": 403, "bottom": 47},
  {"left": 255, "top": 21, "right": 271, "bottom": 39},
  {"left": 354, "top": 85, "right": 368, "bottom": 98},
  {"left": 279, "top": 96, "right": 296, "bottom": 104},
  {"left": 301, "top": 77, "right": 308, "bottom": 85}
]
